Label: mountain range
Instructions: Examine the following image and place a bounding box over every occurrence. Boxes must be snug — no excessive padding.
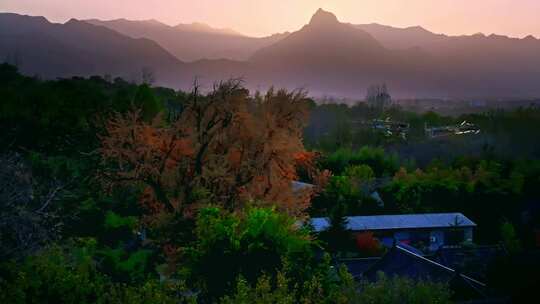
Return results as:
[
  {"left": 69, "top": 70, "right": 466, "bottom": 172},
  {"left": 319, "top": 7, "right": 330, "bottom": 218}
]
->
[
  {"left": 0, "top": 13, "right": 183, "bottom": 85},
  {"left": 85, "top": 18, "right": 288, "bottom": 62},
  {"left": 1, "top": 9, "right": 539, "bottom": 99}
]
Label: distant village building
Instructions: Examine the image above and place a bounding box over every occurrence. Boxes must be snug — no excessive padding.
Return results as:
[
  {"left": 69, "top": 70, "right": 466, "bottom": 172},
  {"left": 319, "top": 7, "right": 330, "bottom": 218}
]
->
[
  {"left": 371, "top": 118, "right": 409, "bottom": 139},
  {"left": 469, "top": 100, "right": 487, "bottom": 107},
  {"left": 425, "top": 121, "right": 480, "bottom": 138},
  {"left": 310, "top": 213, "right": 476, "bottom": 253}
]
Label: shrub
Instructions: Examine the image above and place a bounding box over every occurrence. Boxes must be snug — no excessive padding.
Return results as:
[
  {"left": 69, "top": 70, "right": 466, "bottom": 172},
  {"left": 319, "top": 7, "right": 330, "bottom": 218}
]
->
[
  {"left": 357, "top": 273, "right": 452, "bottom": 304},
  {"left": 323, "top": 147, "right": 399, "bottom": 177},
  {"left": 355, "top": 232, "right": 385, "bottom": 257},
  {"left": 0, "top": 246, "right": 185, "bottom": 304},
  {"left": 221, "top": 264, "right": 358, "bottom": 304},
  {"left": 185, "top": 206, "right": 315, "bottom": 301}
]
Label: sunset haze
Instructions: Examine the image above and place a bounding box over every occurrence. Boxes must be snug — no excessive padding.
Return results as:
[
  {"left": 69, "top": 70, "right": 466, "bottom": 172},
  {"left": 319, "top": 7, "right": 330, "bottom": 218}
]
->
[{"left": 1, "top": 0, "right": 539, "bottom": 38}]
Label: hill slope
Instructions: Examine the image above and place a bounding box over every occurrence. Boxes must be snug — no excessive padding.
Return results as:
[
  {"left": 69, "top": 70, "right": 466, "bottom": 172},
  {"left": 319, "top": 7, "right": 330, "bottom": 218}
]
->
[
  {"left": 86, "top": 18, "right": 288, "bottom": 62},
  {"left": 0, "top": 13, "right": 185, "bottom": 85},
  {"left": 248, "top": 9, "right": 540, "bottom": 98},
  {"left": 2, "top": 10, "right": 540, "bottom": 99},
  {"left": 248, "top": 9, "right": 432, "bottom": 97}
]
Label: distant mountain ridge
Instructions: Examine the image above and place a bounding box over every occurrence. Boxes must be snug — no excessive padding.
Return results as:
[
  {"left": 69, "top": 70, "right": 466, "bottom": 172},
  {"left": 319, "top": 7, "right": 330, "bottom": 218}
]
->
[
  {"left": 251, "top": 9, "right": 540, "bottom": 99},
  {"left": 174, "top": 21, "right": 243, "bottom": 36},
  {"left": 86, "top": 18, "right": 288, "bottom": 61},
  {"left": 252, "top": 9, "right": 385, "bottom": 63},
  {"left": 0, "top": 13, "right": 185, "bottom": 86},
  {"left": 356, "top": 22, "right": 539, "bottom": 52},
  {"left": 2, "top": 10, "right": 540, "bottom": 99},
  {"left": 355, "top": 23, "right": 448, "bottom": 50},
  {"left": 247, "top": 9, "right": 400, "bottom": 95}
]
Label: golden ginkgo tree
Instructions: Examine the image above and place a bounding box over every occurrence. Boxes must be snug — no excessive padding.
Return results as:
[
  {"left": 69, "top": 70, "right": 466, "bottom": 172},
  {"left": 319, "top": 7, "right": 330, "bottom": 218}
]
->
[{"left": 99, "top": 80, "right": 329, "bottom": 224}]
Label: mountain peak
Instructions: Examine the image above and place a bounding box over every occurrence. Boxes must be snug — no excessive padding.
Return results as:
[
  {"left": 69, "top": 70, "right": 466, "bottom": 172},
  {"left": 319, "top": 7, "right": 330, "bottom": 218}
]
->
[
  {"left": 309, "top": 8, "right": 339, "bottom": 26},
  {"left": 144, "top": 19, "right": 167, "bottom": 27},
  {"left": 407, "top": 25, "right": 430, "bottom": 33}
]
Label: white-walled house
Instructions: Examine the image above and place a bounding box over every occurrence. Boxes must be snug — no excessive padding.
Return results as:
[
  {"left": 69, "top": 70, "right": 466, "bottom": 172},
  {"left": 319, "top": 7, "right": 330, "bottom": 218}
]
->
[{"left": 310, "top": 213, "right": 476, "bottom": 253}]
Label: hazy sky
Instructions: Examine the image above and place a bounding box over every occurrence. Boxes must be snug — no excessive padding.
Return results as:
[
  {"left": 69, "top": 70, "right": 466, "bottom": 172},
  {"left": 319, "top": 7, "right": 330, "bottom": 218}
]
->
[{"left": 1, "top": 0, "right": 539, "bottom": 38}]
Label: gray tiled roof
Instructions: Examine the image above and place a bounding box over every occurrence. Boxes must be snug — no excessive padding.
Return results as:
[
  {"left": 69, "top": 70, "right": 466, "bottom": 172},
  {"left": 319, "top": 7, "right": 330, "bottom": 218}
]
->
[{"left": 310, "top": 213, "right": 476, "bottom": 232}]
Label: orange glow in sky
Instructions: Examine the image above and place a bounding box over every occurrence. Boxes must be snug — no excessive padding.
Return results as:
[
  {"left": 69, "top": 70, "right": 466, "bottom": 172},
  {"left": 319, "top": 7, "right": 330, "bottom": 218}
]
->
[{"left": 1, "top": 0, "right": 539, "bottom": 38}]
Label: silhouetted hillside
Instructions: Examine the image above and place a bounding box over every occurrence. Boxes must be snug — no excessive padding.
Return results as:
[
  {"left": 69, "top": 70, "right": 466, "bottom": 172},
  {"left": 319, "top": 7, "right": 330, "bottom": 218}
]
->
[
  {"left": 356, "top": 23, "right": 448, "bottom": 50},
  {"left": 248, "top": 9, "right": 540, "bottom": 98},
  {"left": 356, "top": 23, "right": 540, "bottom": 98},
  {"left": 249, "top": 9, "right": 433, "bottom": 97},
  {"left": 0, "top": 13, "right": 184, "bottom": 85},
  {"left": 87, "top": 18, "right": 288, "bottom": 61},
  {"left": 252, "top": 9, "right": 385, "bottom": 65},
  {"left": 2, "top": 10, "right": 540, "bottom": 99}
]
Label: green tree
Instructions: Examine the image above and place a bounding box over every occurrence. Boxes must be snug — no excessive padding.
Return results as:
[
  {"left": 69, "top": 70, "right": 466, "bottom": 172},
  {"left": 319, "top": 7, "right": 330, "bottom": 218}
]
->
[
  {"left": 344, "top": 164, "right": 375, "bottom": 182},
  {"left": 133, "top": 84, "right": 162, "bottom": 121},
  {"left": 319, "top": 202, "right": 354, "bottom": 255},
  {"left": 0, "top": 246, "right": 187, "bottom": 304},
  {"left": 500, "top": 220, "right": 522, "bottom": 254},
  {"left": 185, "top": 206, "right": 315, "bottom": 302}
]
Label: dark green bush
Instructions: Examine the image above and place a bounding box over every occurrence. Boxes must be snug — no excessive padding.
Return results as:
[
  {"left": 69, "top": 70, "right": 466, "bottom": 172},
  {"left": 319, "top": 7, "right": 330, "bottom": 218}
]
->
[
  {"left": 184, "top": 206, "right": 317, "bottom": 301},
  {"left": 0, "top": 246, "right": 187, "bottom": 304}
]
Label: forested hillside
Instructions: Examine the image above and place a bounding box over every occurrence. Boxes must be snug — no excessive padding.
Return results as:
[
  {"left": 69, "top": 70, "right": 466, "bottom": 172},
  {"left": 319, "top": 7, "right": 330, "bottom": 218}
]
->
[{"left": 1, "top": 63, "right": 540, "bottom": 302}]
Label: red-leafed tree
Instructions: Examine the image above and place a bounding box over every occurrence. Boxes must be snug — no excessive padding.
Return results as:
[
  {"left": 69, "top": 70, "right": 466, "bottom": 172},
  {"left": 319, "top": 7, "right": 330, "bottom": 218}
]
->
[
  {"left": 99, "top": 80, "right": 328, "bottom": 225},
  {"left": 355, "top": 232, "right": 384, "bottom": 257}
]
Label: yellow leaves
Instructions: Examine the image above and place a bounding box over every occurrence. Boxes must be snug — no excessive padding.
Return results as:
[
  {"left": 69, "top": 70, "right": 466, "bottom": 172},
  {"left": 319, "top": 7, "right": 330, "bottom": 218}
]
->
[{"left": 100, "top": 82, "right": 322, "bottom": 221}]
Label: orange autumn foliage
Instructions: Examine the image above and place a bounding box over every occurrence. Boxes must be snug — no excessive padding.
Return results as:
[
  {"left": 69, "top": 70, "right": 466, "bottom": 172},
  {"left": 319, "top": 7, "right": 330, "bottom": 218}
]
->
[{"left": 99, "top": 81, "right": 326, "bottom": 221}]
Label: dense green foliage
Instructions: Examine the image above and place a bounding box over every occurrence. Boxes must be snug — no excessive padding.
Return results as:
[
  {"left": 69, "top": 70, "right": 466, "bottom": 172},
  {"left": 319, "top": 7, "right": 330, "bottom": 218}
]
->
[
  {"left": 0, "top": 65, "right": 360, "bottom": 303},
  {"left": 310, "top": 143, "right": 540, "bottom": 245},
  {"left": 355, "top": 273, "right": 452, "bottom": 304},
  {"left": 2, "top": 63, "right": 539, "bottom": 302},
  {"left": 221, "top": 265, "right": 358, "bottom": 304},
  {"left": 380, "top": 158, "right": 539, "bottom": 243},
  {"left": 305, "top": 101, "right": 540, "bottom": 164},
  {"left": 0, "top": 246, "right": 187, "bottom": 304},
  {"left": 0, "top": 63, "right": 181, "bottom": 154},
  {"left": 221, "top": 270, "right": 452, "bottom": 304},
  {"left": 321, "top": 147, "right": 400, "bottom": 177},
  {"left": 184, "top": 207, "right": 317, "bottom": 301}
]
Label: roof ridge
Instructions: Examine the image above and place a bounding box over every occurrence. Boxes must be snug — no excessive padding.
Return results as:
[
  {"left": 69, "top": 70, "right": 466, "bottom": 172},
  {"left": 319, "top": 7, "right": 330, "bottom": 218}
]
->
[
  {"left": 309, "top": 213, "right": 476, "bottom": 232},
  {"left": 312, "top": 212, "right": 469, "bottom": 219}
]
